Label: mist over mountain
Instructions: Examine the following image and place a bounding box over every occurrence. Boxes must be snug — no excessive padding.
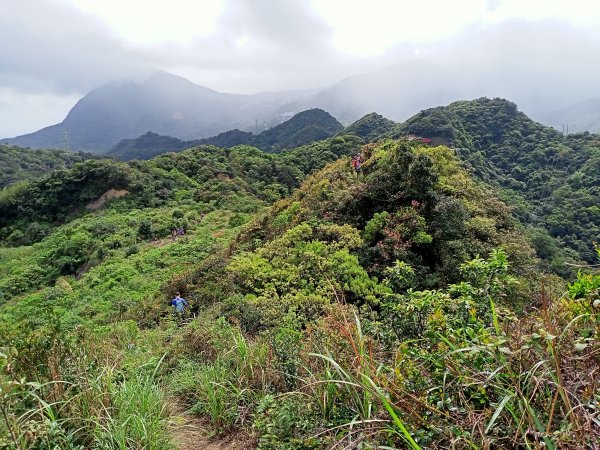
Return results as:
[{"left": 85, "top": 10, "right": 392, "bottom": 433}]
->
[
  {"left": 5, "top": 18, "right": 600, "bottom": 153},
  {"left": 532, "top": 99, "right": 600, "bottom": 134}
]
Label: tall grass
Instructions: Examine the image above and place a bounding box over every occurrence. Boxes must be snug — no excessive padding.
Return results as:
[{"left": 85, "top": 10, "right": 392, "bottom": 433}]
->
[
  {"left": 94, "top": 372, "right": 171, "bottom": 450},
  {"left": 1, "top": 350, "right": 172, "bottom": 449},
  {"left": 298, "top": 288, "right": 600, "bottom": 449},
  {"left": 306, "top": 313, "right": 422, "bottom": 449},
  {"left": 169, "top": 317, "right": 272, "bottom": 432}
]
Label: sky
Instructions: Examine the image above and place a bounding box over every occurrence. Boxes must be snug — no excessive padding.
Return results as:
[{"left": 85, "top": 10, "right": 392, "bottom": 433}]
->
[{"left": 1, "top": 0, "right": 600, "bottom": 137}]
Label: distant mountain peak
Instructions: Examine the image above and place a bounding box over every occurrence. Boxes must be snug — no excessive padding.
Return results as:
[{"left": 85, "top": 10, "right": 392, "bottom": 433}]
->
[
  {"left": 344, "top": 112, "right": 396, "bottom": 141},
  {"left": 143, "top": 70, "right": 218, "bottom": 94}
]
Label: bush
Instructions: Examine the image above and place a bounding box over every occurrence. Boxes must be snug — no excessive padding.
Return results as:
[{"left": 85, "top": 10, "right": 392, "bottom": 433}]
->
[{"left": 138, "top": 220, "right": 153, "bottom": 240}]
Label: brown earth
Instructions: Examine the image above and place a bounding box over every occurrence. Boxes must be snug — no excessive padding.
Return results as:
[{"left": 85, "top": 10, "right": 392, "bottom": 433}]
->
[{"left": 86, "top": 188, "right": 129, "bottom": 210}]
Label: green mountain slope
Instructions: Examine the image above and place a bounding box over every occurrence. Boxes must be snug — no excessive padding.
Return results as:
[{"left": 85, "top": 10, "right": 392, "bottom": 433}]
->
[
  {"left": 385, "top": 98, "right": 599, "bottom": 268},
  {"left": 0, "top": 135, "right": 363, "bottom": 248},
  {"left": 253, "top": 108, "right": 343, "bottom": 152},
  {"left": 106, "top": 132, "right": 196, "bottom": 161},
  {"left": 0, "top": 144, "right": 93, "bottom": 188}
]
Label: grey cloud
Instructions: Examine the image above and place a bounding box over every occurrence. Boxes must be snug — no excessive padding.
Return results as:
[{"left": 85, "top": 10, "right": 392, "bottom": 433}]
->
[
  {"left": 0, "top": 0, "right": 153, "bottom": 94},
  {"left": 0, "top": 0, "right": 349, "bottom": 96},
  {"left": 154, "top": 0, "right": 354, "bottom": 91},
  {"left": 290, "top": 19, "right": 600, "bottom": 125},
  {"left": 218, "top": 0, "right": 332, "bottom": 52}
]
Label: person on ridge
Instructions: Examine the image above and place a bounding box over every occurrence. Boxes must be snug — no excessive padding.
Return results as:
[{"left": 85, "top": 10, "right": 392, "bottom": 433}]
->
[
  {"left": 171, "top": 292, "right": 188, "bottom": 318},
  {"left": 352, "top": 154, "right": 362, "bottom": 173},
  {"left": 355, "top": 154, "right": 362, "bottom": 172}
]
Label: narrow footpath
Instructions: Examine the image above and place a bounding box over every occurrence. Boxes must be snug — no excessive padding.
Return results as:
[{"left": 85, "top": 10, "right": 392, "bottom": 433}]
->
[{"left": 168, "top": 399, "right": 255, "bottom": 450}]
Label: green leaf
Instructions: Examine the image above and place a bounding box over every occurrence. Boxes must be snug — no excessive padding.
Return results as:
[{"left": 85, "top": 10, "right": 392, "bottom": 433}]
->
[{"left": 485, "top": 394, "right": 513, "bottom": 434}]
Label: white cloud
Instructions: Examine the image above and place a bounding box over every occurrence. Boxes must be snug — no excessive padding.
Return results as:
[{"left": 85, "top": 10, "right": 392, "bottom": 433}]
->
[
  {"left": 66, "top": 0, "right": 225, "bottom": 44},
  {"left": 483, "top": 0, "right": 600, "bottom": 25},
  {"left": 311, "top": 0, "right": 489, "bottom": 55}
]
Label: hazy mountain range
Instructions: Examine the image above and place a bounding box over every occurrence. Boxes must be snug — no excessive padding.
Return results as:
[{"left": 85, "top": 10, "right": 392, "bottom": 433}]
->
[
  {"left": 533, "top": 99, "right": 600, "bottom": 134},
  {"left": 3, "top": 69, "right": 600, "bottom": 153}
]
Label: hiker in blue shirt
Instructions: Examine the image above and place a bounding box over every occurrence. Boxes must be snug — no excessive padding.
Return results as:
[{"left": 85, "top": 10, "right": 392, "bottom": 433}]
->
[{"left": 171, "top": 292, "right": 188, "bottom": 316}]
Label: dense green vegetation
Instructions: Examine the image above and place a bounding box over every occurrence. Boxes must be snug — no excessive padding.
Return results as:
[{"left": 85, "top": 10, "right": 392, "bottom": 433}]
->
[
  {"left": 108, "top": 108, "right": 344, "bottom": 160},
  {"left": 1, "top": 100, "right": 599, "bottom": 449},
  {"left": 389, "top": 98, "right": 600, "bottom": 270},
  {"left": 0, "top": 144, "right": 93, "bottom": 188},
  {"left": 0, "top": 136, "right": 362, "bottom": 248}
]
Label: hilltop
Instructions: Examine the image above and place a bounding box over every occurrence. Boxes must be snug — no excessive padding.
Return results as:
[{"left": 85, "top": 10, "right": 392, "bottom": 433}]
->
[
  {"left": 343, "top": 112, "right": 397, "bottom": 141},
  {"left": 376, "top": 98, "right": 599, "bottom": 269}
]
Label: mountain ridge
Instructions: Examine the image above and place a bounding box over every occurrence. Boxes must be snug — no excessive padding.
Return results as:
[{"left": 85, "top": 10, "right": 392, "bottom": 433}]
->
[
  {"left": 6, "top": 68, "right": 600, "bottom": 153},
  {"left": 107, "top": 108, "right": 343, "bottom": 160},
  {"left": 381, "top": 97, "right": 600, "bottom": 266}
]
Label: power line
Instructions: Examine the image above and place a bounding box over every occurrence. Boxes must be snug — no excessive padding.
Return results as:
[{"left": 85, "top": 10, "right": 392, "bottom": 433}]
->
[{"left": 63, "top": 130, "right": 71, "bottom": 152}]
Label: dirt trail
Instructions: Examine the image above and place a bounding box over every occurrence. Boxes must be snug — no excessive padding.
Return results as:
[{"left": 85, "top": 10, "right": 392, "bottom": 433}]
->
[{"left": 168, "top": 400, "right": 255, "bottom": 450}]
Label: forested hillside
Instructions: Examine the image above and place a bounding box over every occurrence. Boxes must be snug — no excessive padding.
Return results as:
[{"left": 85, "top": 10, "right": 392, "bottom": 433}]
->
[
  {"left": 387, "top": 98, "right": 600, "bottom": 270},
  {"left": 343, "top": 112, "right": 396, "bottom": 141},
  {"left": 0, "top": 136, "right": 363, "bottom": 248},
  {"left": 1, "top": 105, "right": 598, "bottom": 449},
  {"left": 0, "top": 144, "right": 93, "bottom": 188},
  {"left": 106, "top": 132, "right": 197, "bottom": 161},
  {"left": 108, "top": 109, "right": 343, "bottom": 160}
]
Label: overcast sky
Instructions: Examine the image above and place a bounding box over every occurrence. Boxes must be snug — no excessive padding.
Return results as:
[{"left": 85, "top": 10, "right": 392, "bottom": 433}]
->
[{"left": 2, "top": 0, "right": 600, "bottom": 137}]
